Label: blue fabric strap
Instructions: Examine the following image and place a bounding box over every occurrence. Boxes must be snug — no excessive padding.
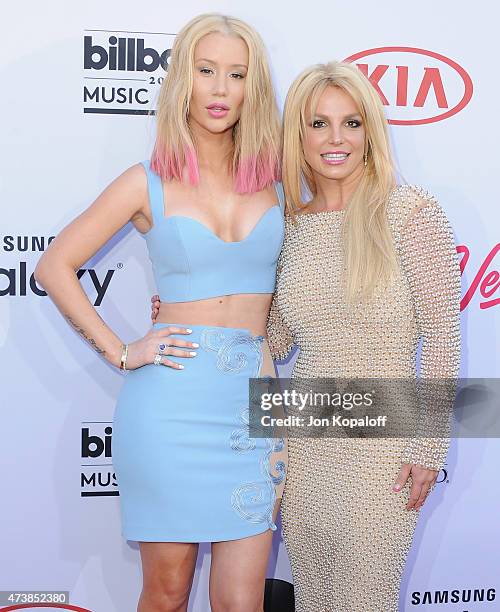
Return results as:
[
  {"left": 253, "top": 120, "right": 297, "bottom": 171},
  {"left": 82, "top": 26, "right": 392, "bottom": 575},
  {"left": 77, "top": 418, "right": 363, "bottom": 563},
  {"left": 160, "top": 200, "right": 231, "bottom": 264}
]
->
[
  {"left": 274, "top": 182, "right": 285, "bottom": 213},
  {"left": 141, "top": 160, "right": 164, "bottom": 224}
]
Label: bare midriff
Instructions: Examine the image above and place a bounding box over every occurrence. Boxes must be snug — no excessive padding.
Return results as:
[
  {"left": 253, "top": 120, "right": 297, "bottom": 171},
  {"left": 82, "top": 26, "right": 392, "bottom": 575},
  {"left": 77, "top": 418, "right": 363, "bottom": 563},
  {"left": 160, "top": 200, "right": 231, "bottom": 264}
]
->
[{"left": 155, "top": 293, "right": 273, "bottom": 337}]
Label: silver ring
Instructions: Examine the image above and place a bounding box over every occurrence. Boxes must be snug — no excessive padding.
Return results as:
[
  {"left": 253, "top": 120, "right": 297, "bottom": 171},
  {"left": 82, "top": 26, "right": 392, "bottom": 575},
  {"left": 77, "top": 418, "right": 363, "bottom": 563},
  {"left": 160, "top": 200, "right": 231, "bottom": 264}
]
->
[
  {"left": 158, "top": 342, "right": 167, "bottom": 354},
  {"left": 153, "top": 354, "right": 162, "bottom": 366}
]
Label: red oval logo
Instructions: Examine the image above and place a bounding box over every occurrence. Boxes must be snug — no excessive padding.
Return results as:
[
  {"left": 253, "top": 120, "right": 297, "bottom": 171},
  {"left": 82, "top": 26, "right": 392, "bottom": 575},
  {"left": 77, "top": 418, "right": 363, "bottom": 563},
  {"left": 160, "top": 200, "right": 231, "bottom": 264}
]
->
[
  {"left": 343, "top": 47, "right": 473, "bottom": 125},
  {"left": 0, "top": 605, "right": 93, "bottom": 611}
]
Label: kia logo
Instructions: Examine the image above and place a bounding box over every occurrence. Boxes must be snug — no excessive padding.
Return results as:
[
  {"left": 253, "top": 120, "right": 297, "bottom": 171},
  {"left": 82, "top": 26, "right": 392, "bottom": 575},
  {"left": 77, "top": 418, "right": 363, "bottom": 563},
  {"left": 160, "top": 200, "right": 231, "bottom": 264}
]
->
[{"left": 343, "top": 46, "right": 473, "bottom": 125}]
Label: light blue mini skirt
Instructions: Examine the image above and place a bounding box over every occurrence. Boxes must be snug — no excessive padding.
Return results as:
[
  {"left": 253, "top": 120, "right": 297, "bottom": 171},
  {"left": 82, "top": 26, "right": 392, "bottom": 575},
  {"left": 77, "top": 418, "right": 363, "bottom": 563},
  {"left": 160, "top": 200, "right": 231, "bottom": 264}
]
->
[{"left": 112, "top": 322, "right": 286, "bottom": 542}]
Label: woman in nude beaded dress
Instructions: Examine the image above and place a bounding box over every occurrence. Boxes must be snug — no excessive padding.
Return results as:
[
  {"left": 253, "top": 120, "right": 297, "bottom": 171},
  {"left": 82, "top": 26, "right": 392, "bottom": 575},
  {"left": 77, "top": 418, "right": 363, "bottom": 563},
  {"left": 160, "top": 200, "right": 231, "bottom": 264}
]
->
[{"left": 265, "top": 61, "right": 461, "bottom": 611}]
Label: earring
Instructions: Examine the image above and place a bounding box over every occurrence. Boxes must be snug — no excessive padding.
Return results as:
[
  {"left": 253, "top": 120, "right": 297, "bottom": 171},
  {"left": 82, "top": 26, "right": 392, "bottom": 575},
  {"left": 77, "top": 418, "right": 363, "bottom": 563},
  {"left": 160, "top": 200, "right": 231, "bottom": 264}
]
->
[{"left": 363, "top": 152, "right": 368, "bottom": 167}]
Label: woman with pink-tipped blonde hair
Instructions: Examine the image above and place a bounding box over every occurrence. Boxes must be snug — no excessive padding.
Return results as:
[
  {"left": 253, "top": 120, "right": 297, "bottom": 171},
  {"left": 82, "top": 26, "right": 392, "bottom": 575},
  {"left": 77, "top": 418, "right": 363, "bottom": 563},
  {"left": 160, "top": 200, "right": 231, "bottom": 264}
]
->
[{"left": 35, "top": 13, "right": 287, "bottom": 612}]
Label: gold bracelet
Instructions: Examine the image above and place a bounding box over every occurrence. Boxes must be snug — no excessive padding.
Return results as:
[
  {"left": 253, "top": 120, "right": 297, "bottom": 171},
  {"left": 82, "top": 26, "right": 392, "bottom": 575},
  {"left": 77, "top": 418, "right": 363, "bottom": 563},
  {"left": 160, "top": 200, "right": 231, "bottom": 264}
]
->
[{"left": 119, "top": 343, "right": 129, "bottom": 371}]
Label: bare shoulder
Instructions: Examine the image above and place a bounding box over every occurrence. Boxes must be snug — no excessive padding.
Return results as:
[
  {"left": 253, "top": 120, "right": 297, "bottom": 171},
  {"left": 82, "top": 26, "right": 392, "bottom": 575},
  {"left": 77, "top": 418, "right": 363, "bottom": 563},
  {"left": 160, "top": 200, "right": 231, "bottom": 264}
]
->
[
  {"left": 107, "top": 161, "right": 148, "bottom": 204},
  {"left": 101, "top": 161, "right": 151, "bottom": 229}
]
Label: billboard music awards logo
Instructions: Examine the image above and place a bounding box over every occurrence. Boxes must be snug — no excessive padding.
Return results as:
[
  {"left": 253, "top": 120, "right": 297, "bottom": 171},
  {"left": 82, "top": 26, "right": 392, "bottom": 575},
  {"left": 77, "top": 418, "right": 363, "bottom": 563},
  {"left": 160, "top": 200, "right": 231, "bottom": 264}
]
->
[
  {"left": 81, "top": 422, "right": 118, "bottom": 497},
  {"left": 344, "top": 47, "right": 473, "bottom": 125},
  {"left": 1, "top": 234, "right": 117, "bottom": 305},
  {"left": 83, "top": 29, "right": 176, "bottom": 115}
]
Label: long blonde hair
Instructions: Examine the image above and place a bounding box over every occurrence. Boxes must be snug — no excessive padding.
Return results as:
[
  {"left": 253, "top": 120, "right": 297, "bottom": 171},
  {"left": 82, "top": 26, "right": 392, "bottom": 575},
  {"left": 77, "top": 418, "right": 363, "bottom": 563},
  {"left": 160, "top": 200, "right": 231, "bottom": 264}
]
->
[
  {"left": 151, "top": 13, "right": 281, "bottom": 193},
  {"left": 282, "top": 61, "right": 398, "bottom": 299}
]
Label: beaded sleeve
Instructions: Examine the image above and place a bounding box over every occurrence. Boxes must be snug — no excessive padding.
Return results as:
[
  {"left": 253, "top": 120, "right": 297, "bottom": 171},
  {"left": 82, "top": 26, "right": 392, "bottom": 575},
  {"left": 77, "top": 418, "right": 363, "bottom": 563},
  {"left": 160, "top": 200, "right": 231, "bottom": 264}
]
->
[
  {"left": 394, "top": 187, "right": 462, "bottom": 471},
  {"left": 266, "top": 254, "right": 295, "bottom": 362}
]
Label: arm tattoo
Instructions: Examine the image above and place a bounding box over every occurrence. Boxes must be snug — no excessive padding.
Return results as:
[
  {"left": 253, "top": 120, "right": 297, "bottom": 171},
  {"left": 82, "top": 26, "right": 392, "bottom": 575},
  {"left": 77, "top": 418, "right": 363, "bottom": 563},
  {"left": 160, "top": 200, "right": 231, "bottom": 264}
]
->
[{"left": 65, "top": 314, "right": 106, "bottom": 356}]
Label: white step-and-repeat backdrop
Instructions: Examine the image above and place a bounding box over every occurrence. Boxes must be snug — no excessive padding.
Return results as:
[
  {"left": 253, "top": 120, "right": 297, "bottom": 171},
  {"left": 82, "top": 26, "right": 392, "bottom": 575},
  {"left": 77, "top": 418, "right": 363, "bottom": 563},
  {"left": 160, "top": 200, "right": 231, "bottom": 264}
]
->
[{"left": 1, "top": 1, "right": 499, "bottom": 610}]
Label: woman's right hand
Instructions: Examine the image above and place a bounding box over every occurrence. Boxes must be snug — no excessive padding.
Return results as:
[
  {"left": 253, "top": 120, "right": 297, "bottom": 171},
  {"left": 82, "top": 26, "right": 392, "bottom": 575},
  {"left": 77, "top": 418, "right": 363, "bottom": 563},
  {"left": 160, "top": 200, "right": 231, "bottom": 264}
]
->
[{"left": 125, "top": 325, "right": 198, "bottom": 370}]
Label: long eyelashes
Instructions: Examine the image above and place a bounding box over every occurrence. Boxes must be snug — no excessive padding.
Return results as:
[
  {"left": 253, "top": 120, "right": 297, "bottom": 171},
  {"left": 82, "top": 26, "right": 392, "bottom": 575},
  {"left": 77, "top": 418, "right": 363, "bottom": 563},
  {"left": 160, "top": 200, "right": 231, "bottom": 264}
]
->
[
  {"left": 311, "top": 119, "right": 362, "bottom": 128},
  {"left": 197, "top": 67, "right": 245, "bottom": 79}
]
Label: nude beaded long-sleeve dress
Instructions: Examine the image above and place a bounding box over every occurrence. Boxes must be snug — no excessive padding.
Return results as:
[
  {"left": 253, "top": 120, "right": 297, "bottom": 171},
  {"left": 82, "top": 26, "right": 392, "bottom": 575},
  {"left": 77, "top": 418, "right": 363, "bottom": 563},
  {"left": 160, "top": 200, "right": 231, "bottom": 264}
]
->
[{"left": 266, "top": 185, "right": 461, "bottom": 612}]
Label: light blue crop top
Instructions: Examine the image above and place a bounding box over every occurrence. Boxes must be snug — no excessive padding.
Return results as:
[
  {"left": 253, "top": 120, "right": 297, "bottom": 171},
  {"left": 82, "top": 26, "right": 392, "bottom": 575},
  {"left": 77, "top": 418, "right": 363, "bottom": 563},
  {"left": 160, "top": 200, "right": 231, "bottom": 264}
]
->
[{"left": 139, "top": 160, "right": 285, "bottom": 302}]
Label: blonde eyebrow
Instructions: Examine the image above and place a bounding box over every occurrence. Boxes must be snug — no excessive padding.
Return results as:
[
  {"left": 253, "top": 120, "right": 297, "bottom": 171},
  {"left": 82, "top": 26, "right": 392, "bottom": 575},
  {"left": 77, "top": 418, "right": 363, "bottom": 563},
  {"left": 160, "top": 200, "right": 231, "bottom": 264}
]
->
[
  {"left": 195, "top": 58, "right": 248, "bottom": 69},
  {"left": 313, "top": 113, "right": 362, "bottom": 120}
]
